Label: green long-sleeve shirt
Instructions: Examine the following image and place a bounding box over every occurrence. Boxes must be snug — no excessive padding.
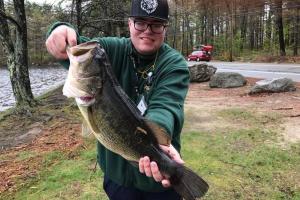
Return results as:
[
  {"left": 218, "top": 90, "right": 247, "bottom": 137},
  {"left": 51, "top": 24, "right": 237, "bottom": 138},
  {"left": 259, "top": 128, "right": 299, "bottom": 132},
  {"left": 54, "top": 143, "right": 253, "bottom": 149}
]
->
[{"left": 47, "top": 22, "right": 190, "bottom": 192}]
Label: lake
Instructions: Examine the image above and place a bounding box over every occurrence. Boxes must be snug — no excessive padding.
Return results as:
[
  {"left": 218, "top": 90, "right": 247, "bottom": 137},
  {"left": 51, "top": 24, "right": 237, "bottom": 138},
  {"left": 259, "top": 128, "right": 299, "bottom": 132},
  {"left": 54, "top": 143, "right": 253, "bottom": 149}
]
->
[{"left": 0, "top": 67, "right": 67, "bottom": 111}]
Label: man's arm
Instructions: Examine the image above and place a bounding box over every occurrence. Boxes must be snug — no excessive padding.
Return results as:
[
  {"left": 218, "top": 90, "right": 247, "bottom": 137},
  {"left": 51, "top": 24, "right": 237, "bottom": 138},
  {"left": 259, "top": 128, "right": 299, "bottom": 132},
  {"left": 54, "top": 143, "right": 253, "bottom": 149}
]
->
[{"left": 138, "top": 52, "right": 190, "bottom": 187}]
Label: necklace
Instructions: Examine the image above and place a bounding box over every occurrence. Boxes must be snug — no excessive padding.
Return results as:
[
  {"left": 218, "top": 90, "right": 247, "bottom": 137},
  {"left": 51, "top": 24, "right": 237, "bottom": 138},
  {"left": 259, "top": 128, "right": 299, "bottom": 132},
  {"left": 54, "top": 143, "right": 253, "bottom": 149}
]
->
[{"left": 137, "top": 51, "right": 158, "bottom": 79}]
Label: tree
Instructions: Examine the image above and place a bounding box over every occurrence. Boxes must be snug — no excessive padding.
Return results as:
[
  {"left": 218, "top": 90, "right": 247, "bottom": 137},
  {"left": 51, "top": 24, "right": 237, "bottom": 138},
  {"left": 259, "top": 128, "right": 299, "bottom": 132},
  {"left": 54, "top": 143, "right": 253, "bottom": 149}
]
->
[
  {"left": 1, "top": 0, "right": 298, "bottom": 66},
  {"left": 273, "top": 0, "right": 286, "bottom": 56},
  {"left": 0, "top": 0, "right": 35, "bottom": 108},
  {"left": 295, "top": 7, "right": 299, "bottom": 56}
]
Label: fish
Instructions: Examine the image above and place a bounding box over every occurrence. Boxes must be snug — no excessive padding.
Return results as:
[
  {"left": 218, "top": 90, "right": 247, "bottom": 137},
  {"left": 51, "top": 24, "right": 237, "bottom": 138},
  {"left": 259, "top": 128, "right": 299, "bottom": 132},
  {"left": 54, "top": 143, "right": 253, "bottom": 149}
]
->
[{"left": 62, "top": 41, "right": 209, "bottom": 200}]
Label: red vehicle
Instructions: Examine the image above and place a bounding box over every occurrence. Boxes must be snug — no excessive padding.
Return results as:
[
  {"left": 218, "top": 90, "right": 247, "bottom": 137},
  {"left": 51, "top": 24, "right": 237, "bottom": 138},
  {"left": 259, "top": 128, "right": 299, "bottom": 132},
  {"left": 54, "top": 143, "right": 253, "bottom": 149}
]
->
[{"left": 187, "top": 45, "right": 213, "bottom": 62}]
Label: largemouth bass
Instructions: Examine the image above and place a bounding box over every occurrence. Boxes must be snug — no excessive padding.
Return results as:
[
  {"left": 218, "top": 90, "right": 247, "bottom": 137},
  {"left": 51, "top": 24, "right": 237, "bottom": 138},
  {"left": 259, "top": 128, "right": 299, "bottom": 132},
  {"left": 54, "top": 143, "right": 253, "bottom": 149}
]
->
[{"left": 63, "top": 41, "right": 209, "bottom": 200}]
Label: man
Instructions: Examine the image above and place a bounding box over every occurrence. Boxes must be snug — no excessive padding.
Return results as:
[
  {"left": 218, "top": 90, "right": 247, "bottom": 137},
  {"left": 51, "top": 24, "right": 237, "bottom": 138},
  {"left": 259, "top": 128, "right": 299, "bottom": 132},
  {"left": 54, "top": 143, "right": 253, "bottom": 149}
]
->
[{"left": 46, "top": 0, "right": 190, "bottom": 199}]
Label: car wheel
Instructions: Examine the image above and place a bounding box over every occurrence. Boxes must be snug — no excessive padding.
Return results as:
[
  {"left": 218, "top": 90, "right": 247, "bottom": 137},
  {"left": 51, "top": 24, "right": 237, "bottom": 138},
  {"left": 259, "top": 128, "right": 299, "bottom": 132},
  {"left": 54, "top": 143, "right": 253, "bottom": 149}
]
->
[{"left": 196, "top": 58, "right": 200, "bottom": 62}]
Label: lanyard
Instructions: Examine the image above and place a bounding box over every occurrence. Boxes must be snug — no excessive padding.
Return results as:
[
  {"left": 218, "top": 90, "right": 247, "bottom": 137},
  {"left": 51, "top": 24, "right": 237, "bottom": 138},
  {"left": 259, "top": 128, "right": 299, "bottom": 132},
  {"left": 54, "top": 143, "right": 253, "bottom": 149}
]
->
[{"left": 129, "top": 53, "right": 155, "bottom": 102}]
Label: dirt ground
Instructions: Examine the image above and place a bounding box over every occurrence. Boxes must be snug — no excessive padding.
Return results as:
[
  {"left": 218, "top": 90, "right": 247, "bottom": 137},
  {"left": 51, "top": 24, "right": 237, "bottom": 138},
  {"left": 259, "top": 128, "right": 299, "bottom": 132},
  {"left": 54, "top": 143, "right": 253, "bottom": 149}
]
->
[
  {"left": 185, "top": 78, "right": 300, "bottom": 143},
  {"left": 0, "top": 78, "right": 299, "bottom": 194}
]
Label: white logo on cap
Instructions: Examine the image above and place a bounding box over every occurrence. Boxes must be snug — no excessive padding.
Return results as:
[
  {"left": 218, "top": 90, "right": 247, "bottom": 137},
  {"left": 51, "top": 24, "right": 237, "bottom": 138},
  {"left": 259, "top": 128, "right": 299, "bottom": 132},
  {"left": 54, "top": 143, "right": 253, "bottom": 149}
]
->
[{"left": 141, "top": 0, "right": 158, "bottom": 14}]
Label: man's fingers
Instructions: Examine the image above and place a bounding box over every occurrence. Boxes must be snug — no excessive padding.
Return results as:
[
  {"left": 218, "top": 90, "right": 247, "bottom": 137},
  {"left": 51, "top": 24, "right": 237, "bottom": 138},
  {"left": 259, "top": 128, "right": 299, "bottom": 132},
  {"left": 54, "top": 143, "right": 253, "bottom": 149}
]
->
[
  {"left": 160, "top": 144, "right": 185, "bottom": 165},
  {"left": 66, "top": 28, "right": 77, "bottom": 47},
  {"left": 172, "top": 154, "right": 184, "bottom": 164},
  {"left": 143, "top": 156, "right": 152, "bottom": 177},
  {"left": 139, "top": 156, "right": 172, "bottom": 187},
  {"left": 139, "top": 157, "right": 145, "bottom": 173},
  {"left": 159, "top": 145, "right": 169, "bottom": 153},
  {"left": 53, "top": 35, "right": 67, "bottom": 53},
  {"left": 46, "top": 40, "right": 67, "bottom": 60},
  {"left": 162, "top": 179, "right": 171, "bottom": 188},
  {"left": 150, "top": 162, "right": 163, "bottom": 182}
]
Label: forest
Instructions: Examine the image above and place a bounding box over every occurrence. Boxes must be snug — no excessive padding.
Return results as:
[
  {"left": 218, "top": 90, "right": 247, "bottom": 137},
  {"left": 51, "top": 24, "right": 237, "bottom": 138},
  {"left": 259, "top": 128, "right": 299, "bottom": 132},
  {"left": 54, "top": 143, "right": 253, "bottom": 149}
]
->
[
  {"left": 0, "top": 0, "right": 299, "bottom": 107},
  {"left": 1, "top": 0, "right": 299, "bottom": 66}
]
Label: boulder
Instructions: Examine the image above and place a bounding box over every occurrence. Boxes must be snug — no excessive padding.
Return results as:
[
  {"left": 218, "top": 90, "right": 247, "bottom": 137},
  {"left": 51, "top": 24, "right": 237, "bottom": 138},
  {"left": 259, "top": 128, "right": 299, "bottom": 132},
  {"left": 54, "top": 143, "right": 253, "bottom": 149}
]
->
[
  {"left": 189, "top": 63, "right": 217, "bottom": 82},
  {"left": 249, "top": 78, "right": 296, "bottom": 94},
  {"left": 209, "top": 72, "right": 247, "bottom": 88}
]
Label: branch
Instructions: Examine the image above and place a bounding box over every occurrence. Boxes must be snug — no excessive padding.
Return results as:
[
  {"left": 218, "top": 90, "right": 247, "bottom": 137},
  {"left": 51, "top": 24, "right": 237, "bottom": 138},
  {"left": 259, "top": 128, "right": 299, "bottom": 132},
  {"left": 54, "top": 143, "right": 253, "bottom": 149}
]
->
[
  {"left": 0, "top": 9, "right": 22, "bottom": 32},
  {"left": 81, "top": 18, "right": 126, "bottom": 29}
]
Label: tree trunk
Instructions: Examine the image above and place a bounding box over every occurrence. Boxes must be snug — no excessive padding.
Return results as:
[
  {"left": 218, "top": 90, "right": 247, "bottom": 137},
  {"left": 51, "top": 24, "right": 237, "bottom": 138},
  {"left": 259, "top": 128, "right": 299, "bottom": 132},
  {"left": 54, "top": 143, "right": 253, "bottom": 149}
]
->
[
  {"left": 294, "top": 8, "right": 299, "bottom": 56},
  {"left": 70, "top": 0, "right": 75, "bottom": 23},
  {"left": 172, "top": 3, "right": 178, "bottom": 49},
  {"left": 240, "top": 2, "right": 247, "bottom": 51},
  {"left": 186, "top": 13, "right": 193, "bottom": 53},
  {"left": 208, "top": 2, "right": 214, "bottom": 45},
  {"left": 0, "top": 0, "right": 35, "bottom": 107},
  {"left": 274, "top": 0, "right": 286, "bottom": 56},
  {"left": 266, "top": 4, "right": 272, "bottom": 50},
  {"left": 195, "top": 11, "right": 200, "bottom": 45},
  {"left": 249, "top": 16, "right": 255, "bottom": 50},
  {"left": 181, "top": 17, "right": 185, "bottom": 54},
  {"left": 76, "top": 0, "right": 82, "bottom": 34},
  {"left": 180, "top": 0, "right": 185, "bottom": 54},
  {"left": 226, "top": 1, "right": 233, "bottom": 62},
  {"left": 259, "top": 10, "right": 264, "bottom": 49},
  {"left": 201, "top": 14, "right": 206, "bottom": 44}
]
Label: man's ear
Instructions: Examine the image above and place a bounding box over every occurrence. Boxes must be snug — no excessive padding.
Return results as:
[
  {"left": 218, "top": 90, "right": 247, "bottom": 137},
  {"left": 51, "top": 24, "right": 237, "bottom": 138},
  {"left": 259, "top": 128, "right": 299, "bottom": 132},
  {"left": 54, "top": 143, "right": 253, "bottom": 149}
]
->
[{"left": 128, "top": 18, "right": 132, "bottom": 27}]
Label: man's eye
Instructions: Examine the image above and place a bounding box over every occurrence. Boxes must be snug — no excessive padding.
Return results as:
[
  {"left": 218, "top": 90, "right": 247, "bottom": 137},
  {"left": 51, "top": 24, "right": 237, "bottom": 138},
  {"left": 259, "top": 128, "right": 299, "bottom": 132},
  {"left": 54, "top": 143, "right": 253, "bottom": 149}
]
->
[
  {"left": 152, "top": 24, "right": 163, "bottom": 28},
  {"left": 136, "top": 21, "right": 146, "bottom": 26}
]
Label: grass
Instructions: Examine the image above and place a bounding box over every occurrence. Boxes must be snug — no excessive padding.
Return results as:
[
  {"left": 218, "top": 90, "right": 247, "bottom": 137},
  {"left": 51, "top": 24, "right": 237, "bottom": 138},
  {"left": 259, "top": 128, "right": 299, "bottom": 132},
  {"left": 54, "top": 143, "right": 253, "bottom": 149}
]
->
[
  {"left": 4, "top": 138, "right": 107, "bottom": 200},
  {"left": 182, "top": 129, "right": 300, "bottom": 199},
  {"left": 180, "top": 107, "right": 300, "bottom": 200},
  {"left": 1, "top": 98, "right": 299, "bottom": 199}
]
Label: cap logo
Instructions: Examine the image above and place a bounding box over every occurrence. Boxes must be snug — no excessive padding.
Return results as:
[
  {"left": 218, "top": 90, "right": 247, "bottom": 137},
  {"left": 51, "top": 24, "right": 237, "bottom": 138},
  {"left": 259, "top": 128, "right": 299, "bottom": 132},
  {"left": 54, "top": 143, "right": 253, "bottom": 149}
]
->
[{"left": 141, "top": 0, "right": 158, "bottom": 14}]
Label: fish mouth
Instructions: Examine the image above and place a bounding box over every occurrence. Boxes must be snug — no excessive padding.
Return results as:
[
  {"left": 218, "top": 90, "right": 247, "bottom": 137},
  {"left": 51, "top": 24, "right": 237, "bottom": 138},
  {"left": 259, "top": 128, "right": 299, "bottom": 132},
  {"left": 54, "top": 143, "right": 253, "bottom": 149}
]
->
[{"left": 75, "top": 96, "right": 95, "bottom": 106}]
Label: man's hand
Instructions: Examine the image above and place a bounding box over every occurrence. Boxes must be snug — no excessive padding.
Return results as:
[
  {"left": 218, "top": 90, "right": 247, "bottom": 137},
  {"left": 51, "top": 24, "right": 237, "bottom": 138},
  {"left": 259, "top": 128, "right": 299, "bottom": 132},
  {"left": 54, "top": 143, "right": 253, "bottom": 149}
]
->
[
  {"left": 45, "top": 25, "right": 77, "bottom": 60},
  {"left": 138, "top": 145, "right": 184, "bottom": 188}
]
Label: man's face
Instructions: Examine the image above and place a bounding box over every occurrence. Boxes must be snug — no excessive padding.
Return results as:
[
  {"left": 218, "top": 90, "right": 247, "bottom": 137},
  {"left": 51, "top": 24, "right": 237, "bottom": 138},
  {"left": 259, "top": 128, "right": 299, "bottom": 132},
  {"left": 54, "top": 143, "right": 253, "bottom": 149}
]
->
[{"left": 128, "top": 17, "right": 167, "bottom": 55}]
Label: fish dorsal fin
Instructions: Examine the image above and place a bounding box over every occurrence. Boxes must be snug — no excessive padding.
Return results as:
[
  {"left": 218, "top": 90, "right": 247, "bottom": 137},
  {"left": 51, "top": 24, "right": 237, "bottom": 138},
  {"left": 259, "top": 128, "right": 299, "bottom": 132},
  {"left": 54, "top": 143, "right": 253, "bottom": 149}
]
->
[{"left": 144, "top": 120, "right": 171, "bottom": 146}]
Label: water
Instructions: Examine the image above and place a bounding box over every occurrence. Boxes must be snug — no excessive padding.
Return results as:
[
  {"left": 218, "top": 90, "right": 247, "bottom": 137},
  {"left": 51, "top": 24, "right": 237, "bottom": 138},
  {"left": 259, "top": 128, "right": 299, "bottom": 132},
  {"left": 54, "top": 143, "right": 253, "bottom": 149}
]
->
[{"left": 0, "top": 67, "right": 68, "bottom": 112}]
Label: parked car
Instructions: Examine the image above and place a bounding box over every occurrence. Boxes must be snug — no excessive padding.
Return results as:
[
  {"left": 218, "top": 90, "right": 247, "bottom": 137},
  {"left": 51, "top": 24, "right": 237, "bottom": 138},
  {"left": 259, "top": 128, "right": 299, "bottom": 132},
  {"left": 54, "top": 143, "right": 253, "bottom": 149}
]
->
[
  {"left": 187, "top": 44, "right": 213, "bottom": 62},
  {"left": 187, "top": 50, "right": 211, "bottom": 62}
]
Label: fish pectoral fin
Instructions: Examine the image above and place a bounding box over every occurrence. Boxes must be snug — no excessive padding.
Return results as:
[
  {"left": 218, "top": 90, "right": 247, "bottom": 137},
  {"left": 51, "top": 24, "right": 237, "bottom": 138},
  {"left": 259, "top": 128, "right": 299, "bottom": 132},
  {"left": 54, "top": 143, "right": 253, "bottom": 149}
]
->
[
  {"left": 144, "top": 120, "right": 171, "bottom": 146},
  {"left": 78, "top": 105, "right": 100, "bottom": 134},
  {"left": 81, "top": 120, "right": 93, "bottom": 137}
]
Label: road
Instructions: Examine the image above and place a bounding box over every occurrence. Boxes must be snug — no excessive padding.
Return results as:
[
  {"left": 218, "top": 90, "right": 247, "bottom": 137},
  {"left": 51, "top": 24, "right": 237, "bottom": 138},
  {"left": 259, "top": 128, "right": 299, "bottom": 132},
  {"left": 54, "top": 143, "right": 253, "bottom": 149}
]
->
[{"left": 188, "top": 61, "right": 300, "bottom": 82}]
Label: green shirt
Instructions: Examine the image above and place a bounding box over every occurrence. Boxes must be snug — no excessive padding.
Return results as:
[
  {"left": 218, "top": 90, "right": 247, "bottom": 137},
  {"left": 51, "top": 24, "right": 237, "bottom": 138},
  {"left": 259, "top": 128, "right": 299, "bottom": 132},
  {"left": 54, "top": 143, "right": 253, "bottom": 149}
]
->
[{"left": 47, "top": 22, "right": 190, "bottom": 192}]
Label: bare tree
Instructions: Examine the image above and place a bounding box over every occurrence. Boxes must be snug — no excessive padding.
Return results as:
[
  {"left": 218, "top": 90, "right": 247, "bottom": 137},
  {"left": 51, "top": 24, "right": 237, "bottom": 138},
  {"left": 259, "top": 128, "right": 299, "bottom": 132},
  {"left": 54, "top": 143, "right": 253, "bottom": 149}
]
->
[{"left": 0, "top": 0, "right": 35, "bottom": 108}]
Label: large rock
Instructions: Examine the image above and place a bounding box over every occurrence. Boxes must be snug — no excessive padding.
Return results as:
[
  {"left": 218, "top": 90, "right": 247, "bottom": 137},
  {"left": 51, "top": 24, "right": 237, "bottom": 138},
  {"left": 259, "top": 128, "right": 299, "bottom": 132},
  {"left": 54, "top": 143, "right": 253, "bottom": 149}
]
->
[
  {"left": 209, "top": 72, "right": 247, "bottom": 88},
  {"left": 249, "top": 78, "right": 296, "bottom": 94},
  {"left": 189, "top": 63, "right": 217, "bottom": 82}
]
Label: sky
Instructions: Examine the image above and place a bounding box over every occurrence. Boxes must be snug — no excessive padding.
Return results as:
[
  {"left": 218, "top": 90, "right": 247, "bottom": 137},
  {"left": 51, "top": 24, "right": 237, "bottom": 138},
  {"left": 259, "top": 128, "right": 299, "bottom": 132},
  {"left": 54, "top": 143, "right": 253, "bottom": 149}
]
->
[
  {"left": 25, "top": 0, "right": 71, "bottom": 8},
  {"left": 25, "top": 0, "right": 62, "bottom": 5}
]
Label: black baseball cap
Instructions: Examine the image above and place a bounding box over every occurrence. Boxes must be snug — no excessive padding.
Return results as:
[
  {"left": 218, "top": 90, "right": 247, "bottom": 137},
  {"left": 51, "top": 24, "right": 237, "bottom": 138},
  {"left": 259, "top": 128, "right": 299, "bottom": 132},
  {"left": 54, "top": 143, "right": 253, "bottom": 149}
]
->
[{"left": 130, "top": 0, "right": 169, "bottom": 21}]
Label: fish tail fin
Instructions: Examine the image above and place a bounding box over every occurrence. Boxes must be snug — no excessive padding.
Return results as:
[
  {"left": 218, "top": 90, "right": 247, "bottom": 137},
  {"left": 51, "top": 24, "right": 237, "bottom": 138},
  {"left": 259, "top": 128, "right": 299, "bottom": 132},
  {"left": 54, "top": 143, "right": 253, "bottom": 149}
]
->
[{"left": 170, "top": 165, "right": 209, "bottom": 200}]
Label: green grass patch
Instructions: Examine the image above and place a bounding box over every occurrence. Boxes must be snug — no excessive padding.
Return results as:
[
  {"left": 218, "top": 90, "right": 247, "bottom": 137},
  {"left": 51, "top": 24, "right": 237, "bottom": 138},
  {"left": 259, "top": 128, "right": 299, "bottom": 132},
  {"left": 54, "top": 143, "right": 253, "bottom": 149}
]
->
[
  {"left": 2, "top": 103, "right": 299, "bottom": 200},
  {"left": 218, "top": 107, "right": 282, "bottom": 127},
  {"left": 181, "top": 127, "right": 300, "bottom": 200},
  {"left": 3, "top": 138, "right": 107, "bottom": 200},
  {"left": 16, "top": 151, "right": 38, "bottom": 161}
]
